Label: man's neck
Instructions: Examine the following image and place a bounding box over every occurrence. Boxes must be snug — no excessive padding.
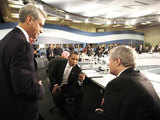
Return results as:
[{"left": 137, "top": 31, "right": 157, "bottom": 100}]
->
[
  {"left": 18, "top": 23, "right": 33, "bottom": 44},
  {"left": 17, "top": 24, "right": 30, "bottom": 43},
  {"left": 116, "top": 66, "right": 128, "bottom": 77}
]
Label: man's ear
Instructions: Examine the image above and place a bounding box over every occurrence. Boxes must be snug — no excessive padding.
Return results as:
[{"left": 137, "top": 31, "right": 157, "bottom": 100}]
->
[
  {"left": 26, "top": 16, "right": 32, "bottom": 25},
  {"left": 115, "top": 58, "right": 121, "bottom": 66}
]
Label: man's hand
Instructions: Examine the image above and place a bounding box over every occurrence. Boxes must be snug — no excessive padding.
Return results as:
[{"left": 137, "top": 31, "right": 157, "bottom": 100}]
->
[
  {"left": 78, "top": 73, "right": 85, "bottom": 82},
  {"left": 52, "top": 84, "right": 61, "bottom": 94},
  {"left": 38, "top": 80, "right": 43, "bottom": 86},
  {"left": 95, "top": 108, "right": 104, "bottom": 113}
]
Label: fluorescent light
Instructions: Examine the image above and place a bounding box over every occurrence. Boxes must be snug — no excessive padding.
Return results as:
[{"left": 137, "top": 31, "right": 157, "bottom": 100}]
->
[
  {"left": 85, "top": 19, "right": 89, "bottom": 23},
  {"left": 11, "top": 13, "right": 19, "bottom": 18},
  {"left": 125, "top": 19, "right": 137, "bottom": 25},
  {"left": 39, "top": 44, "right": 45, "bottom": 48},
  {"left": 72, "top": 20, "right": 83, "bottom": 23},
  {"left": 93, "top": 22, "right": 103, "bottom": 25},
  {"left": 8, "top": 3, "right": 23, "bottom": 8},
  {"left": 112, "top": 24, "right": 122, "bottom": 27},
  {"left": 146, "top": 21, "right": 152, "bottom": 24},
  {"left": 141, "top": 21, "right": 152, "bottom": 25},
  {"left": 65, "top": 15, "right": 70, "bottom": 20},
  {"left": 47, "top": 16, "right": 59, "bottom": 21},
  {"left": 124, "top": 25, "right": 133, "bottom": 28},
  {"left": 106, "top": 20, "right": 112, "bottom": 25},
  {"left": 41, "top": 0, "right": 75, "bottom": 4},
  {"left": 8, "top": 0, "right": 23, "bottom": 5}
]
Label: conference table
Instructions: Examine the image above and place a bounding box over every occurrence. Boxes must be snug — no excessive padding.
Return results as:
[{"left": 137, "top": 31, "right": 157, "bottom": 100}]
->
[{"left": 78, "top": 61, "right": 115, "bottom": 119}]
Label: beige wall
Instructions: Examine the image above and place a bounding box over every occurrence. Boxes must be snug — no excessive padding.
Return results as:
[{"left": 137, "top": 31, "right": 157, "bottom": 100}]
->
[
  {"left": 70, "top": 23, "right": 96, "bottom": 32},
  {"left": 143, "top": 26, "right": 160, "bottom": 46}
]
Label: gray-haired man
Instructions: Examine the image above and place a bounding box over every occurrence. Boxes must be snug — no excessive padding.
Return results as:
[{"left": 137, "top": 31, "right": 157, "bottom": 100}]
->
[
  {"left": 0, "top": 4, "right": 47, "bottom": 120},
  {"left": 92, "top": 45, "right": 160, "bottom": 120}
]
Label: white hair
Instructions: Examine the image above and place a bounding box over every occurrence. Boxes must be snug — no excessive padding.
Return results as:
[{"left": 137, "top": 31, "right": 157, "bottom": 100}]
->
[
  {"left": 19, "top": 3, "right": 47, "bottom": 23},
  {"left": 109, "top": 45, "right": 137, "bottom": 68}
]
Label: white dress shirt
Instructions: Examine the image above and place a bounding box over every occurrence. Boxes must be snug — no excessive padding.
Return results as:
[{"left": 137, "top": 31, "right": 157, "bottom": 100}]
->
[
  {"left": 16, "top": 26, "right": 30, "bottom": 43},
  {"left": 61, "top": 62, "right": 73, "bottom": 86}
]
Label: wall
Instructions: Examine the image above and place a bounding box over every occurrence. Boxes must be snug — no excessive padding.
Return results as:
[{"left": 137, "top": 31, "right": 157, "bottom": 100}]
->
[
  {"left": 143, "top": 26, "right": 160, "bottom": 46},
  {"left": 70, "top": 23, "right": 96, "bottom": 32}
]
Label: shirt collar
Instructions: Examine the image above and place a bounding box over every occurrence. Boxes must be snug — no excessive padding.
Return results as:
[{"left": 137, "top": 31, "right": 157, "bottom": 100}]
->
[
  {"left": 66, "top": 62, "right": 73, "bottom": 69},
  {"left": 16, "top": 26, "right": 29, "bottom": 43},
  {"left": 117, "top": 67, "right": 130, "bottom": 77}
]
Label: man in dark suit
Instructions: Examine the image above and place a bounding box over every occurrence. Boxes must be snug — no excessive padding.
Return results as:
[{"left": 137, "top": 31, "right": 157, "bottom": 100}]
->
[
  {"left": 46, "top": 44, "right": 55, "bottom": 61},
  {"left": 53, "top": 45, "right": 63, "bottom": 57},
  {"left": 48, "top": 51, "right": 86, "bottom": 120},
  {"left": 0, "top": 4, "right": 47, "bottom": 120},
  {"left": 93, "top": 45, "right": 160, "bottom": 120}
]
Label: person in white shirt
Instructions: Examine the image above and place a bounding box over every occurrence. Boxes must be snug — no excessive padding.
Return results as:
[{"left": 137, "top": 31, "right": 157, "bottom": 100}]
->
[{"left": 48, "top": 51, "right": 86, "bottom": 120}]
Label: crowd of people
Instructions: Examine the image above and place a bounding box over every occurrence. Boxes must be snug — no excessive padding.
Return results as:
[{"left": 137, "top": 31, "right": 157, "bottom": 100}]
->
[
  {"left": 0, "top": 3, "right": 160, "bottom": 120},
  {"left": 33, "top": 42, "right": 160, "bottom": 62}
]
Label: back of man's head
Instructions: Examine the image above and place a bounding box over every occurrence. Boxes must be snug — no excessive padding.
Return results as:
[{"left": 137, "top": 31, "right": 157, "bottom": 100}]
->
[
  {"left": 110, "top": 45, "right": 137, "bottom": 68},
  {"left": 19, "top": 4, "right": 47, "bottom": 23},
  {"left": 61, "top": 51, "right": 70, "bottom": 59}
]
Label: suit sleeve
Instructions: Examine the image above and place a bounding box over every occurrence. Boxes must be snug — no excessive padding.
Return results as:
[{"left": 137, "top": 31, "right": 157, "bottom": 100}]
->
[
  {"left": 9, "top": 42, "right": 44, "bottom": 100},
  {"left": 102, "top": 80, "right": 120, "bottom": 120},
  {"left": 48, "top": 58, "right": 60, "bottom": 91}
]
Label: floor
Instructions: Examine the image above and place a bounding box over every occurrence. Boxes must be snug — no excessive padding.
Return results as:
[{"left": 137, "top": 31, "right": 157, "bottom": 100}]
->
[{"left": 37, "top": 68, "right": 67, "bottom": 120}]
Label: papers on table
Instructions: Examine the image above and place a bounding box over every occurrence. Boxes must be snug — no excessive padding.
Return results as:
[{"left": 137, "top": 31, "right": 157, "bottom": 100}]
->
[
  {"left": 81, "top": 64, "right": 92, "bottom": 70},
  {"left": 82, "top": 69, "right": 103, "bottom": 78},
  {"left": 92, "top": 74, "right": 116, "bottom": 88}
]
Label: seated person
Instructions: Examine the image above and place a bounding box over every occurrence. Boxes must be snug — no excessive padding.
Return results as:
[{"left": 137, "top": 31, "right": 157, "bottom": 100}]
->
[
  {"left": 48, "top": 51, "right": 86, "bottom": 120},
  {"left": 90, "top": 45, "right": 160, "bottom": 120}
]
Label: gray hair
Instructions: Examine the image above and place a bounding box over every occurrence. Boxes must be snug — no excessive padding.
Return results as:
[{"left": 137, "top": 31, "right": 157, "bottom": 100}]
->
[
  {"left": 19, "top": 4, "right": 47, "bottom": 23},
  {"left": 109, "top": 45, "right": 137, "bottom": 68}
]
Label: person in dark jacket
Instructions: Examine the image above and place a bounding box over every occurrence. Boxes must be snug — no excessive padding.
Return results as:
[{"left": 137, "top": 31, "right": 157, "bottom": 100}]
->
[
  {"left": 48, "top": 51, "right": 86, "bottom": 120},
  {"left": 91, "top": 45, "right": 160, "bottom": 120},
  {"left": 0, "top": 4, "right": 47, "bottom": 120}
]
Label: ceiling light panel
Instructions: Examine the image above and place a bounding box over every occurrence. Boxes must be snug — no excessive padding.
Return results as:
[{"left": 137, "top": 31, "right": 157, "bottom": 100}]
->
[
  {"left": 8, "top": 4, "right": 23, "bottom": 8},
  {"left": 11, "top": 13, "right": 19, "bottom": 18},
  {"left": 8, "top": 0, "right": 24, "bottom": 5},
  {"left": 41, "top": 0, "right": 76, "bottom": 4}
]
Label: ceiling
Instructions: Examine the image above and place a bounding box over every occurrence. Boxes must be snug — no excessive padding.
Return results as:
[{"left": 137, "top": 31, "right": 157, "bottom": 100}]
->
[
  {"left": 42, "top": 0, "right": 160, "bottom": 18},
  {"left": 1, "top": 0, "right": 160, "bottom": 31},
  {"left": 41, "top": 0, "right": 160, "bottom": 27}
]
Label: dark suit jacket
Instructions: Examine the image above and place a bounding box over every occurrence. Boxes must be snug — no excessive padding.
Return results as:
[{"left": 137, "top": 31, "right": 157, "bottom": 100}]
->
[
  {"left": 46, "top": 47, "right": 55, "bottom": 61},
  {"left": 53, "top": 47, "right": 63, "bottom": 57},
  {"left": 100, "top": 68, "right": 160, "bottom": 120},
  {"left": 0, "top": 27, "right": 44, "bottom": 120},
  {"left": 48, "top": 57, "right": 83, "bottom": 103}
]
